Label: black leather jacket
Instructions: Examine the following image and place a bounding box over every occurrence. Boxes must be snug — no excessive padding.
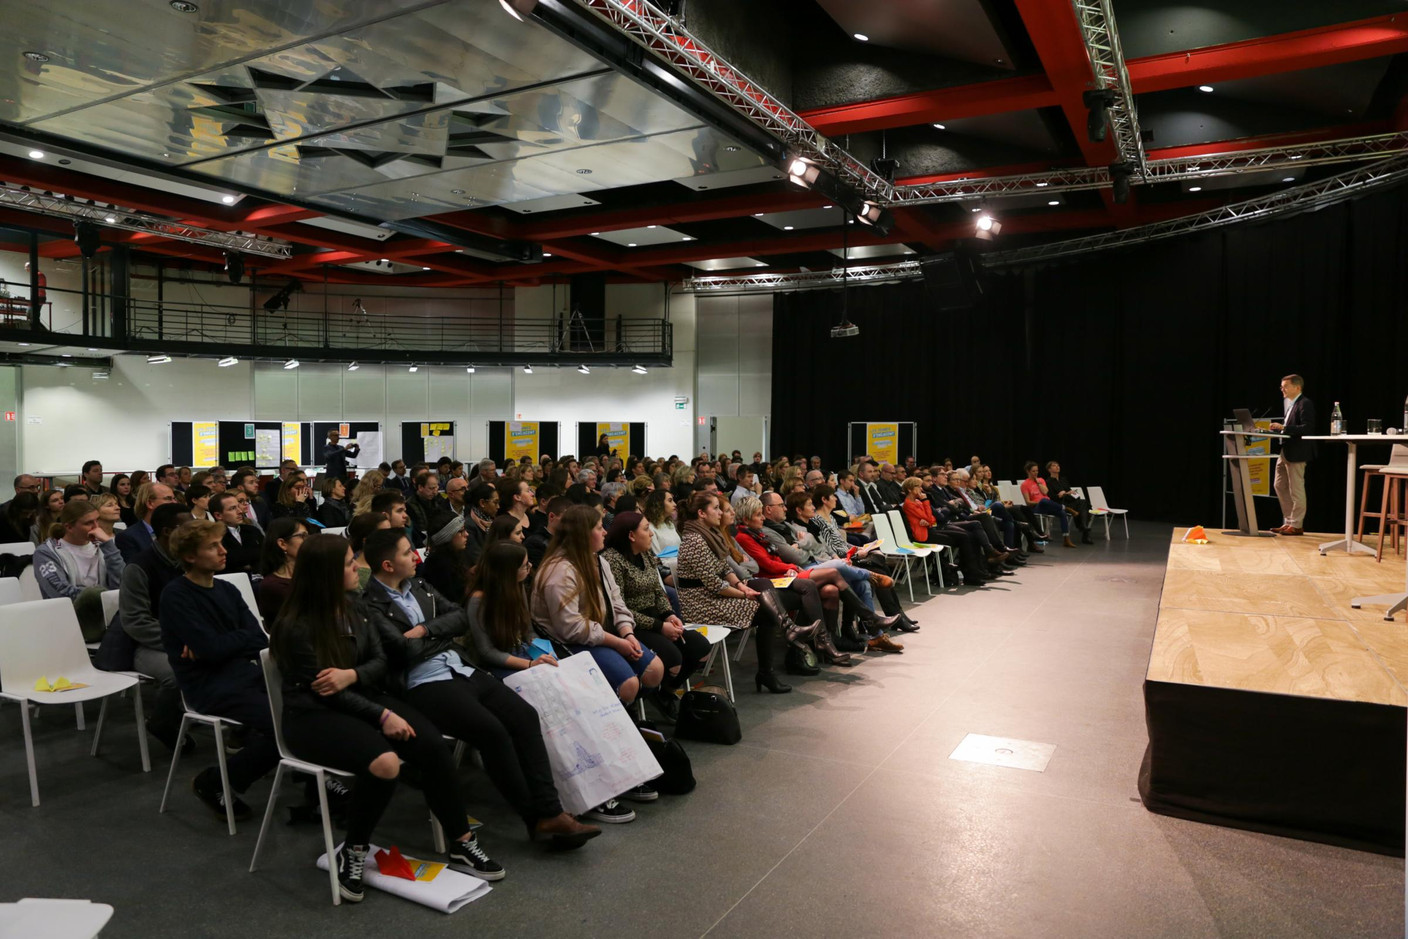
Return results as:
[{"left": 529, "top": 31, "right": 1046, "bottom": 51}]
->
[
  {"left": 279, "top": 595, "right": 391, "bottom": 725},
  {"left": 361, "top": 576, "right": 473, "bottom": 692}
]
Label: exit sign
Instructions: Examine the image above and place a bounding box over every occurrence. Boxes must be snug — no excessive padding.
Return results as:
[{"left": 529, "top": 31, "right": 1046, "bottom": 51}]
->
[
  {"left": 675, "top": 401, "right": 686, "bottom": 410},
  {"left": 3, "top": 411, "right": 13, "bottom": 422}
]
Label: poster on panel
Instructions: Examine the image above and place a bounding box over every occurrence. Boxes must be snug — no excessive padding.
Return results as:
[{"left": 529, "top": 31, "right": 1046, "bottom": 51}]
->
[
  {"left": 281, "top": 422, "right": 302, "bottom": 462},
  {"left": 507, "top": 421, "right": 540, "bottom": 462},
  {"left": 1245, "top": 418, "right": 1274, "bottom": 497},
  {"left": 866, "top": 422, "right": 900, "bottom": 465},
  {"left": 193, "top": 422, "right": 219, "bottom": 466},
  {"left": 595, "top": 422, "right": 630, "bottom": 460}
]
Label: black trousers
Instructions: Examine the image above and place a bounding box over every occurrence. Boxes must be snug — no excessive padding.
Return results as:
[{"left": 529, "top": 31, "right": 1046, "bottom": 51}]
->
[
  {"left": 1058, "top": 494, "right": 1093, "bottom": 532},
  {"left": 636, "top": 627, "right": 712, "bottom": 687},
  {"left": 744, "top": 579, "right": 782, "bottom": 672},
  {"left": 407, "top": 670, "right": 562, "bottom": 824},
  {"left": 190, "top": 686, "right": 280, "bottom": 794},
  {"left": 924, "top": 527, "right": 985, "bottom": 578},
  {"left": 282, "top": 691, "right": 469, "bottom": 848}
]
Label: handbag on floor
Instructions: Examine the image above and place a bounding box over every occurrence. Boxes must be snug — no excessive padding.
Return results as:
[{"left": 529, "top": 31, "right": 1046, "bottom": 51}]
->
[
  {"left": 637, "top": 720, "right": 697, "bottom": 794},
  {"left": 673, "top": 690, "right": 742, "bottom": 745}
]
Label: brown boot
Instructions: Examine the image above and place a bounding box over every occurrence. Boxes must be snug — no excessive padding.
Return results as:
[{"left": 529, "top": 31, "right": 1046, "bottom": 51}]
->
[
  {"left": 867, "top": 633, "right": 904, "bottom": 654},
  {"left": 812, "top": 620, "right": 856, "bottom": 666},
  {"left": 532, "top": 812, "right": 602, "bottom": 849},
  {"left": 1063, "top": 536, "right": 1078, "bottom": 548}
]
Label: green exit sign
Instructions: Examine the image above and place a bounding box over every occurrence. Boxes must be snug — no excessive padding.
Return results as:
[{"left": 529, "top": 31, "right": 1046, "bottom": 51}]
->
[{"left": 675, "top": 401, "right": 686, "bottom": 410}]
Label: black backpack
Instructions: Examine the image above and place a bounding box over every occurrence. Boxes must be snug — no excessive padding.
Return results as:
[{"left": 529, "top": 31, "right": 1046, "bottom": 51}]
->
[
  {"left": 636, "top": 720, "right": 697, "bottom": 795},
  {"left": 673, "top": 690, "right": 742, "bottom": 745}
]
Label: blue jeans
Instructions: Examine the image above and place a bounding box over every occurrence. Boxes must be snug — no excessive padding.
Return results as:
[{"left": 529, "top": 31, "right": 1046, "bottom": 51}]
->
[
  {"left": 806, "top": 558, "right": 877, "bottom": 609},
  {"left": 1030, "top": 498, "right": 1069, "bottom": 534},
  {"left": 565, "top": 643, "right": 658, "bottom": 695}
]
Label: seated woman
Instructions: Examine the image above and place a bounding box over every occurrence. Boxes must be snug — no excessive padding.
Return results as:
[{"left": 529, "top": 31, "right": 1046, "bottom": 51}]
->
[
  {"left": 270, "top": 471, "right": 314, "bottom": 521},
  {"left": 0, "top": 491, "right": 38, "bottom": 545},
  {"left": 483, "top": 513, "right": 526, "bottom": 555},
  {"left": 186, "top": 484, "right": 213, "bottom": 521},
  {"left": 677, "top": 491, "right": 808, "bottom": 692},
  {"left": 360, "top": 529, "right": 601, "bottom": 849},
  {"left": 602, "top": 511, "right": 711, "bottom": 719},
  {"left": 531, "top": 504, "right": 664, "bottom": 707},
  {"left": 89, "top": 492, "right": 123, "bottom": 539},
  {"left": 317, "top": 476, "right": 352, "bottom": 529},
  {"left": 804, "top": 486, "right": 919, "bottom": 633},
  {"left": 349, "top": 470, "right": 386, "bottom": 516},
  {"left": 256, "top": 517, "right": 309, "bottom": 624},
  {"left": 466, "top": 541, "right": 550, "bottom": 680},
  {"left": 270, "top": 533, "right": 506, "bottom": 903},
  {"left": 974, "top": 465, "right": 1043, "bottom": 554},
  {"left": 348, "top": 511, "right": 390, "bottom": 591},
  {"left": 109, "top": 473, "right": 137, "bottom": 526},
  {"left": 1021, "top": 461, "right": 1075, "bottom": 548},
  {"left": 33, "top": 488, "right": 66, "bottom": 543},
  {"left": 34, "top": 499, "right": 126, "bottom": 641},
  {"left": 642, "top": 489, "right": 680, "bottom": 567},
  {"left": 463, "top": 481, "right": 499, "bottom": 564},
  {"left": 422, "top": 510, "right": 472, "bottom": 601}
]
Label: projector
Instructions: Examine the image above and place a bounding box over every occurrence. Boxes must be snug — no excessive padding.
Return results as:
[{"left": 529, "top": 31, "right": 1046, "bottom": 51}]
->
[{"left": 830, "top": 322, "right": 860, "bottom": 338}]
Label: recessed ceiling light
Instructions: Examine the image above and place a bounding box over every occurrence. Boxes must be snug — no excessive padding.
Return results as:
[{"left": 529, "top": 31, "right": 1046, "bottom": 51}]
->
[
  {"left": 823, "top": 204, "right": 834, "bottom": 209},
  {"left": 724, "top": 145, "right": 739, "bottom": 152},
  {"left": 576, "top": 168, "right": 592, "bottom": 175},
  {"left": 647, "top": 225, "right": 656, "bottom": 229},
  {"left": 753, "top": 213, "right": 764, "bottom": 217},
  {"left": 170, "top": 0, "right": 198, "bottom": 11},
  {"left": 220, "top": 194, "right": 235, "bottom": 204},
  {"left": 632, "top": 364, "right": 648, "bottom": 375},
  {"left": 1282, "top": 176, "right": 1295, "bottom": 182},
  {"left": 543, "top": 252, "right": 553, "bottom": 257},
  {"left": 627, "top": 242, "right": 637, "bottom": 247},
  {"left": 408, "top": 365, "right": 418, "bottom": 372},
  {"left": 23, "top": 51, "right": 50, "bottom": 63},
  {"left": 1198, "top": 85, "right": 1214, "bottom": 93},
  {"left": 783, "top": 225, "right": 794, "bottom": 230},
  {"left": 523, "top": 365, "right": 533, "bottom": 374},
  {"left": 347, "top": 362, "right": 359, "bottom": 371},
  {"left": 422, "top": 266, "right": 431, "bottom": 270},
  {"left": 217, "top": 356, "right": 238, "bottom": 367},
  {"left": 932, "top": 123, "right": 945, "bottom": 130},
  {"left": 591, "top": 232, "right": 600, "bottom": 236},
  {"left": 1048, "top": 200, "right": 1060, "bottom": 206},
  {"left": 58, "top": 159, "right": 71, "bottom": 165},
  {"left": 380, "top": 258, "right": 389, "bottom": 263},
  {"left": 283, "top": 358, "right": 300, "bottom": 370},
  {"left": 1188, "top": 186, "right": 1202, "bottom": 192},
  {"left": 451, "top": 188, "right": 465, "bottom": 194},
  {"left": 971, "top": 207, "right": 981, "bottom": 213},
  {"left": 681, "top": 236, "right": 691, "bottom": 241},
  {"left": 27, "top": 150, "right": 44, "bottom": 160},
  {"left": 853, "top": 33, "right": 869, "bottom": 41}
]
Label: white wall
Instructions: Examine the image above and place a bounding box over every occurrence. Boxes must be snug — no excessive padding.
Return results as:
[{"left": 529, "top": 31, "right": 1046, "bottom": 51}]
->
[
  {"left": 11, "top": 281, "right": 719, "bottom": 472},
  {"left": 695, "top": 292, "right": 773, "bottom": 455}
]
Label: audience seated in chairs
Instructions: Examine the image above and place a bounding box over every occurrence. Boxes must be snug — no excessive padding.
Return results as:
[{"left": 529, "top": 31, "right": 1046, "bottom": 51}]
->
[
  {"left": 462, "top": 481, "right": 498, "bottom": 563},
  {"left": 317, "top": 476, "right": 352, "bottom": 529},
  {"left": 421, "top": 510, "right": 473, "bottom": 602},
  {"left": 270, "top": 471, "right": 314, "bottom": 522},
  {"left": 465, "top": 541, "right": 552, "bottom": 681},
  {"left": 1021, "top": 461, "right": 1076, "bottom": 548},
  {"left": 34, "top": 499, "right": 126, "bottom": 642},
  {"left": 268, "top": 532, "right": 505, "bottom": 903},
  {"left": 360, "top": 528, "right": 600, "bottom": 850},
  {"left": 1044, "top": 460, "right": 1094, "bottom": 545},
  {"left": 89, "top": 492, "right": 122, "bottom": 539},
  {"left": 213, "top": 491, "right": 263, "bottom": 575},
  {"left": 116, "top": 482, "right": 178, "bottom": 561},
  {"left": 525, "top": 495, "right": 568, "bottom": 570},
  {"left": 159, "top": 519, "right": 280, "bottom": 823},
  {"left": 0, "top": 490, "right": 38, "bottom": 545},
  {"left": 108, "top": 473, "right": 137, "bottom": 526},
  {"left": 118, "top": 503, "right": 192, "bottom": 753},
  {"left": 256, "top": 517, "right": 308, "bottom": 624},
  {"left": 348, "top": 511, "right": 390, "bottom": 591},
  {"left": 185, "top": 484, "right": 213, "bottom": 521}
]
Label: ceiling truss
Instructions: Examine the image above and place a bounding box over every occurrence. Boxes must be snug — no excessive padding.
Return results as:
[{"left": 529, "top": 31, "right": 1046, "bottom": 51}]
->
[{"left": 679, "top": 260, "right": 922, "bottom": 294}]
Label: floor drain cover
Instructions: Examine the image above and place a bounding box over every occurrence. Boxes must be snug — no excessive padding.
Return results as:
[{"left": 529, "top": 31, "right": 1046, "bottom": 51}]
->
[{"left": 949, "top": 734, "right": 1056, "bottom": 772}]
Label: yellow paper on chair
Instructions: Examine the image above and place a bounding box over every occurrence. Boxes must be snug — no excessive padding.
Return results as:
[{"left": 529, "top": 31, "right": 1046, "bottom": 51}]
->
[{"left": 34, "top": 676, "right": 87, "bottom": 692}]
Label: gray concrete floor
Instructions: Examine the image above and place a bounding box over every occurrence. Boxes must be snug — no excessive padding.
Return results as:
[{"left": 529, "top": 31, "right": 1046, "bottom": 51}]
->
[{"left": 1, "top": 522, "right": 1401, "bottom": 937}]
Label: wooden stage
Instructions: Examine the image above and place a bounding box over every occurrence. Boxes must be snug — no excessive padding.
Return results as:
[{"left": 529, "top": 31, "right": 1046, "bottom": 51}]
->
[{"left": 1139, "top": 529, "right": 1407, "bottom": 854}]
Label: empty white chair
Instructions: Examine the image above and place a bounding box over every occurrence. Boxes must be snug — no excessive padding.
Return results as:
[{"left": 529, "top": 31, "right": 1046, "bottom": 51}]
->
[
  {"left": 0, "top": 578, "right": 21, "bottom": 606},
  {"left": 885, "top": 510, "right": 945, "bottom": 594},
  {"left": 1087, "top": 486, "right": 1129, "bottom": 540},
  {"left": 0, "top": 598, "right": 151, "bottom": 806},
  {"left": 869, "top": 513, "right": 927, "bottom": 600}
]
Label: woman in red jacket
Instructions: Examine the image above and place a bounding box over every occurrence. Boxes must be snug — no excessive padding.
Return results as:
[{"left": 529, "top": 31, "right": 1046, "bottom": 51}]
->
[{"left": 901, "top": 477, "right": 942, "bottom": 543}]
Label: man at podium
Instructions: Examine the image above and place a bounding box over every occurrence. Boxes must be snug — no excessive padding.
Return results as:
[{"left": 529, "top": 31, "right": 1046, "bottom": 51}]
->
[{"left": 1267, "top": 373, "right": 1317, "bottom": 536}]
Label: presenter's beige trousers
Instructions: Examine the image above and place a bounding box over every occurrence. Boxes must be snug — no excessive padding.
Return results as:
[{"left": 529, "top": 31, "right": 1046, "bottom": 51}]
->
[{"left": 1274, "top": 457, "right": 1307, "bottom": 528}]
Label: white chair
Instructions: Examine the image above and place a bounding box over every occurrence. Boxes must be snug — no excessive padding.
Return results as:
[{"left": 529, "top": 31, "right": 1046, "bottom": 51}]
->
[
  {"left": 871, "top": 512, "right": 931, "bottom": 600},
  {"left": 1000, "top": 482, "right": 1053, "bottom": 539},
  {"left": 0, "top": 599, "right": 151, "bottom": 806},
  {"left": 322, "top": 527, "right": 346, "bottom": 538},
  {"left": 0, "top": 578, "right": 21, "bottom": 606},
  {"left": 687, "top": 624, "right": 735, "bottom": 701},
  {"left": 249, "top": 649, "right": 442, "bottom": 906},
  {"left": 161, "top": 692, "right": 245, "bottom": 835},
  {"left": 0, "top": 541, "right": 35, "bottom": 557},
  {"left": 885, "top": 510, "right": 950, "bottom": 591},
  {"left": 1087, "top": 486, "right": 1129, "bottom": 540},
  {"left": 18, "top": 565, "right": 42, "bottom": 602},
  {"left": 216, "top": 572, "right": 264, "bottom": 631}
]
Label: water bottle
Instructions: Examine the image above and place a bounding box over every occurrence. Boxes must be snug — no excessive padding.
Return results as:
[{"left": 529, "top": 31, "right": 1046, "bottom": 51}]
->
[
  {"left": 1331, "top": 401, "right": 1344, "bottom": 435},
  {"left": 1403, "top": 394, "right": 1407, "bottom": 434}
]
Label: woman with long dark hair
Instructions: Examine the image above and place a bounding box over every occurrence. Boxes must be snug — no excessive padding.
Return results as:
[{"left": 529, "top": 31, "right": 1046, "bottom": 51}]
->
[
  {"left": 466, "top": 541, "right": 545, "bottom": 679},
  {"left": 256, "top": 517, "right": 308, "bottom": 624},
  {"left": 109, "top": 473, "right": 137, "bottom": 526},
  {"left": 602, "top": 511, "right": 711, "bottom": 719},
  {"left": 270, "top": 533, "right": 505, "bottom": 902}
]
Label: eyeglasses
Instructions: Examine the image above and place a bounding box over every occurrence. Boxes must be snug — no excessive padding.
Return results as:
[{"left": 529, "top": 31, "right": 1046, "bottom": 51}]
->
[{"left": 289, "top": 531, "right": 309, "bottom": 540}]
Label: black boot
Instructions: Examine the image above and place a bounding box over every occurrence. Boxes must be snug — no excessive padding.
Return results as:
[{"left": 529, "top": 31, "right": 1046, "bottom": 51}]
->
[
  {"left": 759, "top": 588, "right": 818, "bottom": 647},
  {"left": 755, "top": 670, "right": 792, "bottom": 693},
  {"left": 830, "top": 606, "right": 865, "bottom": 653},
  {"left": 811, "top": 617, "right": 856, "bottom": 666},
  {"left": 839, "top": 586, "right": 902, "bottom": 634},
  {"left": 749, "top": 605, "right": 791, "bottom": 693},
  {"left": 784, "top": 645, "right": 820, "bottom": 676}
]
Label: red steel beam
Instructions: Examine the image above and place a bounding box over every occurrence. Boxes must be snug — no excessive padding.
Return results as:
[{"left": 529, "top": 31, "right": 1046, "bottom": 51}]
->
[
  {"left": 1013, "top": 0, "right": 1116, "bottom": 168},
  {"left": 799, "top": 74, "right": 1060, "bottom": 137}
]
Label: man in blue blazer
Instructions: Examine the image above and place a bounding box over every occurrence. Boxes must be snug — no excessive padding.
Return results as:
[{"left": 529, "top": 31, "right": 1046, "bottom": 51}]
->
[
  {"left": 1269, "top": 373, "right": 1317, "bottom": 536},
  {"left": 116, "top": 482, "right": 178, "bottom": 561}
]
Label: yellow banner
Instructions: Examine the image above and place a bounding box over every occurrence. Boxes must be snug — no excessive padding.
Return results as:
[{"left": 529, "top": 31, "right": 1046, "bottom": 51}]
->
[
  {"left": 866, "top": 422, "right": 899, "bottom": 466},
  {"left": 193, "top": 422, "right": 219, "bottom": 467},
  {"left": 506, "top": 421, "right": 539, "bottom": 462},
  {"left": 1246, "top": 418, "right": 1274, "bottom": 497},
  {"left": 281, "top": 422, "right": 302, "bottom": 462},
  {"left": 595, "top": 422, "right": 630, "bottom": 460}
]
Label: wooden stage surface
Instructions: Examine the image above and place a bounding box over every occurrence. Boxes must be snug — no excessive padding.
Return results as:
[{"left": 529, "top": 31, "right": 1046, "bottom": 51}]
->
[{"left": 1149, "top": 529, "right": 1408, "bottom": 707}]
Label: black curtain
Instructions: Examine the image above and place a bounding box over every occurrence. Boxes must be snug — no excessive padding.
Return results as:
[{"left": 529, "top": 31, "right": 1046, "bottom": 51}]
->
[{"left": 771, "top": 184, "right": 1408, "bottom": 529}]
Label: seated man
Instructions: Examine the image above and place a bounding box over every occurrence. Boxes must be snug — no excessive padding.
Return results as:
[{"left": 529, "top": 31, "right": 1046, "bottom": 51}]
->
[
  {"left": 118, "top": 503, "right": 192, "bottom": 753},
  {"left": 159, "top": 520, "right": 281, "bottom": 821},
  {"left": 230, "top": 468, "right": 269, "bottom": 530},
  {"left": 81, "top": 460, "right": 106, "bottom": 496},
  {"left": 213, "top": 491, "right": 264, "bottom": 575},
  {"left": 116, "top": 481, "right": 178, "bottom": 562},
  {"left": 361, "top": 529, "right": 599, "bottom": 846},
  {"left": 1044, "top": 460, "right": 1093, "bottom": 544}
]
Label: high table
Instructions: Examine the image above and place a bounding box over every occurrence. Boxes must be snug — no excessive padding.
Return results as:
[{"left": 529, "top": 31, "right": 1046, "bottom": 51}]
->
[{"left": 1302, "top": 434, "right": 1398, "bottom": 556}]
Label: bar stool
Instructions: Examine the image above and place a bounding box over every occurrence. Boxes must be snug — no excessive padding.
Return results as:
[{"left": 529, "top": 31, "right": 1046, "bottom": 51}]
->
[
  {"left": 1356, "top": 462, "right": 1393, "bottom": 542},
  {"left": 1375, "top": 445, "right": 1408, "bottom": 562}
]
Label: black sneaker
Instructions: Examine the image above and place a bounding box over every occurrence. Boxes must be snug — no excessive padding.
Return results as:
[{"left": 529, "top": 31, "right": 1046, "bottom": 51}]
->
[
  {"left": 337, "top": 843, "right": 368, "bottom": 902},
  {"left": 150, "top": 724, "right": 195, "bottom": 756},
  {"left": 834, "top": 634, "right": 866, "bottom": 653},
  {"left": 622, "top": 782, "right": 658, "bottom": 803},
  {"left": 447, "top": 834, "right": 506, "bottom": 882},
  {"left": 192, "top": 767, "right": 251, "bottom": 821},
  {"left": 582, "top": 799, "right": 636, "bottom": 824}
]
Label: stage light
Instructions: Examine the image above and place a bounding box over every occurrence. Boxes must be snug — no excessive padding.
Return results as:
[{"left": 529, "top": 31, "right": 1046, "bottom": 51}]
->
[
  {"left": 830, "top": 321, "right": 859, "bottom": 339},
  {"left": 147, "top": 354, "right": 172, "bottom": 365},
  {"left": 785, "top": 155, "right": 821, "bottom": 188},
  {"left": 854, "top": 201, "right": 890, "bottom": 233},
  {"left": 975, "top": 215, "right": 1002, "bottom": 241},
  {"left": 976, "top": 215, "right": 995, "bottom": 231},
  {"left": 104, "top": 215, "right": 116, "bottom": 223},
  {"left": 224, "top": 252, "right": 244, "bottom": 285},
  {"left": 632, "top": 365, "right": 648, "bottom": 375},
  {"left": 217, "top": 356, "right": 238, "bottom": 367},
  {"left": 870, "top": 157, "right": 898, "bottom": 182},
  {"left": 523, "top": 365, "right": 533, "bottom": 374},
  {"left": 73, "top": 221, "right": 101, "bottom": 259},
  {"left": 283, "top": 359, "right": 300, "bottom": 370},
  {"left": 1082, "top": 89, "right": 1115, "bottom": 143},
  {"left": 347, "top": 362, "right": 359, "bottom": 371},
  {"left": 1109, "top": 162, "right": 1133, "bottom": 204}
]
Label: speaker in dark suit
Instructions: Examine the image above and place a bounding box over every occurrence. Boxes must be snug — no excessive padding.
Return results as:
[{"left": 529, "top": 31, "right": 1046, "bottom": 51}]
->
[{"left": 1270, "top": 375, "right": 1317, "bottom": 533}]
